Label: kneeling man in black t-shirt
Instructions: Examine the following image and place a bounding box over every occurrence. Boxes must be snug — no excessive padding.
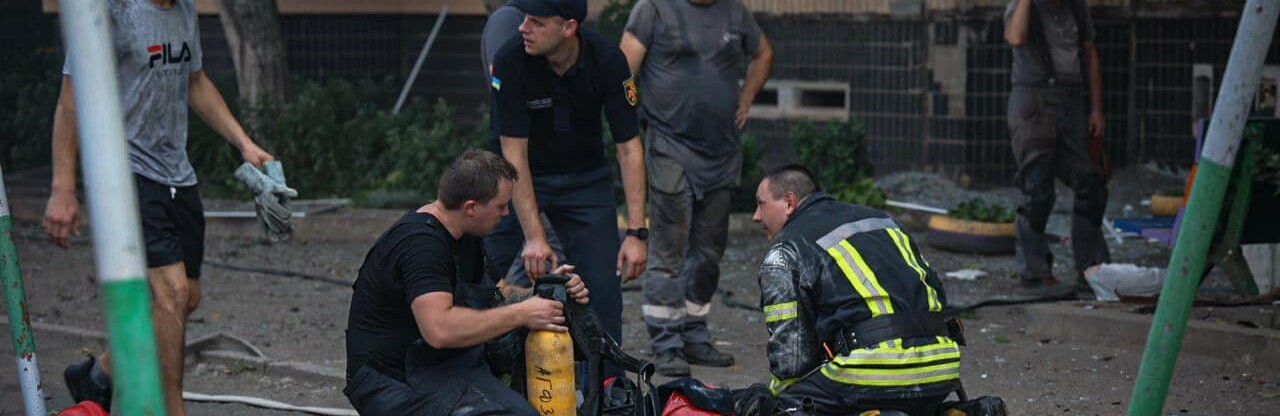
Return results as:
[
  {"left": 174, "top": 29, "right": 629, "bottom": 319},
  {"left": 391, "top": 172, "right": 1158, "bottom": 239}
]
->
[{"left": 343, "top": 149, "right": 590, "bottom": 415}]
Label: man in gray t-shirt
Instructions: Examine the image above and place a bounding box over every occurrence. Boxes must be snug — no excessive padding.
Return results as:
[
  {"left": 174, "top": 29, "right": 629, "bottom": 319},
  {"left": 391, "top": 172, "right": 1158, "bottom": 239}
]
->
[
  {"left": 44, "top": 1, "right": 274, "bottom": 414},
  {"left": 1004, "top": 0, "right": 1109, "bottom": 293},
  {"left": 620, "top": 0, "right": 773, "bottom": 377}
]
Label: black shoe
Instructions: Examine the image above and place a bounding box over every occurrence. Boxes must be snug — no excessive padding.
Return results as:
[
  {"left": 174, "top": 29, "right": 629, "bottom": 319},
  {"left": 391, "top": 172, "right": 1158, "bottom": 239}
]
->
[
  {"left": 682, "top": 342, "right": 734, "bottom": 367},
  {"left": 654, "top": 349, "right": 690, "bottom": 377},
  {"left": 942, "top": 395, "right": 1008, "bottom": 416},
  {"left": 1074, "top": 273, "right": 1094, "bottom": 294},
  {"left": 1016, "top": 276, "right": 1073, "bottom": 298},
  {"left": 64, "top": 356, "right": 112, "bottom": 411}
]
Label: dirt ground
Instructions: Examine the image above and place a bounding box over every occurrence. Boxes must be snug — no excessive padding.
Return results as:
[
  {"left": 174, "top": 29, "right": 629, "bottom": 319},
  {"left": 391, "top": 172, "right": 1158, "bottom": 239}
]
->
[{"left": 3, "top": 167, "right": 1279, "bottom": 415}]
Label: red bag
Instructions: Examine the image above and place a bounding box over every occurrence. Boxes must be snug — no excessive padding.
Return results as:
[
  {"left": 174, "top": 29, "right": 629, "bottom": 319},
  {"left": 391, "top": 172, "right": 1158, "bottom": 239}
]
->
[
  {"left": 58, "top": 401, "right": 109, "bottom": 416},
  {"left": 661, "top": 391, "right": 723, "bottom": 416}
]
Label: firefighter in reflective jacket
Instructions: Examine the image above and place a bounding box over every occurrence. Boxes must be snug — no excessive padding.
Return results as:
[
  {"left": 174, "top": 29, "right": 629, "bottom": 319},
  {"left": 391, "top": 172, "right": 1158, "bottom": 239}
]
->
[{"left": 750, "top": 164, "right": 962, "bottom": 415}]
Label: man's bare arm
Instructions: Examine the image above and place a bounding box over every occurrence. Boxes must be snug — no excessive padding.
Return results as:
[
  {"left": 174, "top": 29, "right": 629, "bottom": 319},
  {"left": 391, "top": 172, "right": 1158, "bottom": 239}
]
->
[
  {"left": 620, "top": 31, "right": 648, "bottom": 77},
  {"left": 1004, "top": 0, "right": 1033, "bottom": 47},
  {"left": 43, "top": 75, "right": 81, "bottom": 248},
  {"left": 188, "top": 69, "right": 273, "bottom": 166},
  {"left": 737, "top": 34, "right": 775, "bottom": 129},
  {"left": 412, "top": 292, "right": 563, "bottom": 349},
  {"left": 500, "top": 136, "right": 556, "bottom": 278},
  {"left": 1083, "top": 41, "right": 1106, "bottom": 138}
]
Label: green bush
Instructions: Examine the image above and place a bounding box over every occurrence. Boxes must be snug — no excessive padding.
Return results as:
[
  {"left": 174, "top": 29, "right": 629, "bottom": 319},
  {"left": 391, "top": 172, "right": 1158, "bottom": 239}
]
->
[
  {"left": 830, "top": 177, "right": 888, "bottom": 208},
  {"left": 597, "top": 0, "right": 639, "bottom": 42},
  {"left": 0, "top": 50, "right": 61, "bottom": 171},
  {"left": 188, "top": 77, "right": 486, "bottom": 202},
  {"left": 790, "top": 118, "right": 883, "bottom": 208},
  {"left": 730, "top": 133, "right": 766, "bottom": 212},
  {"left": 949, "top": 198, "right": 1015, "bottom": 223}
]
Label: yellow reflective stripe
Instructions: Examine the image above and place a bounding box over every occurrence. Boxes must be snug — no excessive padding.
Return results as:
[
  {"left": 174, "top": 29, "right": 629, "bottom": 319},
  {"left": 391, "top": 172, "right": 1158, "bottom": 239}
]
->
[
  {"left": 886, "top": 228, "right": 941, "bottom": 311},
  {"left": 834, "top": 341, "right": 961, "bottom": 366},
  {"left": 897, "top": 230, "right": 942, "bottom": 311},
  {"left": 763, "top": 301, "right": 799, "bottom": 323},
  {"left": 821, "top": 361, "right": 961, "bottom": 387},
  {"left": 769, "top": 375, "right": 799, "bottom": 395},
  {"left": 827, "top": 242, "right": 894, "bottom": 317},
  {"left": 840, "top": 240, "right": 895, "bottom": 315}
]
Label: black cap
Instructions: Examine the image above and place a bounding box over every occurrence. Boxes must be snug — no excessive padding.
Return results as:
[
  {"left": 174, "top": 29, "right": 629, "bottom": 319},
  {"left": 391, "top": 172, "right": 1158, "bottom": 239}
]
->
[{"left": 514, "top": 0, "right": 587, "bottom": 23}]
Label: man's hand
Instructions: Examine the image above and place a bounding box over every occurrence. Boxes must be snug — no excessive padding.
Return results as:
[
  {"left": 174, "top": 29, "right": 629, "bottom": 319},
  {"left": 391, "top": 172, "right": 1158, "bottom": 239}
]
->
[
  {"left": 554, "top": 264, "right": 590, "bottom": 305},
  {"left": 1088, "top": 111, "right": 1106, "bottom": 140},
  {"left": 43, "top": 190, "right": 80, "bottom": 248},
  {"left": 520, "top": 296, "right": 567, "bottom": 332},
  {"left": 241, "top": 142, "right": 275, "bottom": 168},
  {"left": 523, "top": 238, "right": 558, "bottom": 280},
  {"left": 616, "top": 236, "right": 647, "bottom": 282},
  {"left": 736, "top": 98, "right": 752, "bottom": 130}
]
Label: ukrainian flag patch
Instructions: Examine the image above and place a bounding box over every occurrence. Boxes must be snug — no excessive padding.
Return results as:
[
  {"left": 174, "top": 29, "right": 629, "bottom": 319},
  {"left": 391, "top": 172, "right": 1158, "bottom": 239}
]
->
[{"left": 490, "top": 76, "right": 502, "bottom": 91}]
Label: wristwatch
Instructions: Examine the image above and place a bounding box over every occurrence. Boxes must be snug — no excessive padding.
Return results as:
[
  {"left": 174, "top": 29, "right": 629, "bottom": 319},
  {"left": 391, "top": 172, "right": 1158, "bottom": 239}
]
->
[{"left": 625, "top": 227, "right": 649, "bottom": 240}]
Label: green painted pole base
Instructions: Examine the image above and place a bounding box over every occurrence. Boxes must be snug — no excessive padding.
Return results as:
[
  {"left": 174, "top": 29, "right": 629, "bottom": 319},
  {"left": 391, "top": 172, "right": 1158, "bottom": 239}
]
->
[
  {"left": 1127, "top": 160, "right": 1230, "bottom": 415},
  {"left": 102, "top": 279, "right": 166, "bottom": 416}
]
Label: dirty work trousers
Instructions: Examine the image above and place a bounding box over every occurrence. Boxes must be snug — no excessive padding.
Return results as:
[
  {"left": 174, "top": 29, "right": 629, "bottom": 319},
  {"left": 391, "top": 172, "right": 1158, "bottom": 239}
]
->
[
  {"left": 776, "top": 371, "right": 955, "bottom": 415},
  {"left": 482, "top": 165, "right": 623, "bottom": 353},
  {"left": 343, "top": 347, "right": 535, "bottom": 416},
  {"left": 642, "top": 151, "right": 732, "bottom": 353},
  {"left": 1007, "top": 85, "right": 1110, "bottom": 281}
]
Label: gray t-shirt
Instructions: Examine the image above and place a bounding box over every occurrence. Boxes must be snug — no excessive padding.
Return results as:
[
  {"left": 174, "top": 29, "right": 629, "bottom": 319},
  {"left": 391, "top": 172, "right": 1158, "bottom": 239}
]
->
[
  {"left": 481, "top": 3, "right": 524, "bottom": 76},
  {"left": 625, "top": 0, "right": 763, "bottom": 196},
  {"left": 1005, "top": 0, "right": 1094, "bottom": 85},
  {"left": 63, "top": 0, "right": 204, "bottom": 187}
]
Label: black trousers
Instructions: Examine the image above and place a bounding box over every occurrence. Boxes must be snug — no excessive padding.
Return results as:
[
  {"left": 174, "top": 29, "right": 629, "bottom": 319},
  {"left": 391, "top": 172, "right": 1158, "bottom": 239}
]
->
[
  {"left": 344, "top": 347, "right": 536, "bottom": 416},
  {"left": 776, "top": 372, "right": 955, "bottom": 416}
]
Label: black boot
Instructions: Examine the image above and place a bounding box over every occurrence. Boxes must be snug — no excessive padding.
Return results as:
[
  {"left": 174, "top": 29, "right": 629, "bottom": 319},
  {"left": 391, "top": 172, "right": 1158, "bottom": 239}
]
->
[
  {"left": 940, "top": 395, "right": 1008, "bottom": 416},
  {"left": 655, "top": 349, "right": 690, "bottom": 377},
  {"left": 683, "top": 342, "right": 735, "bottom": 367},
  {"left": 64, "top": 356, "right": 113, "bottom": 412}
]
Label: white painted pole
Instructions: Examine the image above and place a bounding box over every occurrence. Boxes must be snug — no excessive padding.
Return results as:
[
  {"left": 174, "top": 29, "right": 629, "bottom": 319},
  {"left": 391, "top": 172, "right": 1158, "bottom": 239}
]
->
[
  {"left": 57, "top": 1, "right": 166, "bottom": 413},
  {"left": 0, "top": 166, "right": 47, "bottom": 416}
]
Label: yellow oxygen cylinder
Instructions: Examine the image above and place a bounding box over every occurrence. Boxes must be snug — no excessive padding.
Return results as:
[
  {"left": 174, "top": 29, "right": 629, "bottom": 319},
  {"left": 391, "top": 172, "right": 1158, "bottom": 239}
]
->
[
  {"left": 526, "top": 328, "right": 575, "bottom": 415},
  {"left": 526, "top": 274, "right": 575, "bottom": 415}
]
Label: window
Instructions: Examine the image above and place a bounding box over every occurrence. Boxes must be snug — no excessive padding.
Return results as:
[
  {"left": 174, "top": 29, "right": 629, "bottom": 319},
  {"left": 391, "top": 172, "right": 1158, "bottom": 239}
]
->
[{"left": 749, "top": 80, "right": 849, "bottom": 121}]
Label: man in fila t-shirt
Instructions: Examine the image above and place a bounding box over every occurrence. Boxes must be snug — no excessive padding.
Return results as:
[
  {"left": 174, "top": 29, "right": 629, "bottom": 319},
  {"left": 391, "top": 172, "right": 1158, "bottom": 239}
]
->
[{"left": 45, "top": 1, "right": 275, "bottom": 415}]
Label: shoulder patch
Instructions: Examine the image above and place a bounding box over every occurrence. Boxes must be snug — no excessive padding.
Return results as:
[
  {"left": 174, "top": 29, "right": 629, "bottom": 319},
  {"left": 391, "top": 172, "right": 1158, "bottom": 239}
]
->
[
  {"left": 490, "top": 76, "right": 502, "bottom": 91},
  {"left": 623, "top": 76, "right": 638, "bottom": 107}
]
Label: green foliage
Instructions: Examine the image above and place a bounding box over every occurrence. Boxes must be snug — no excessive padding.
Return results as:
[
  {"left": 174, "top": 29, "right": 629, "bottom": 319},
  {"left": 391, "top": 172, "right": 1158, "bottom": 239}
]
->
[
  {"left": 949, "top": 198, "right": 1016, "bottom": 223},
  {"left": 597, "top": 0, "right": 639, "bottom": 42},
  {"left": 1248, "top": 122, "right": 1280, "bottom": 196},
  {"left": 790, "top": 118, "right": 883, "bottom": 208},
  {"left": 792, "top": 118, "right": 873, "bottom": 185},
  {"left": 0, "top": 50, "right": 61, "bottom": 171},
  {"left": 830, "top": 178, "right": 888, "bottom": 209},
  {"left": 188, "top": 77, "right": 485, "bottom": 200},
  {"left": 731, "top": 133, "right": 767, "bottom": 212}
]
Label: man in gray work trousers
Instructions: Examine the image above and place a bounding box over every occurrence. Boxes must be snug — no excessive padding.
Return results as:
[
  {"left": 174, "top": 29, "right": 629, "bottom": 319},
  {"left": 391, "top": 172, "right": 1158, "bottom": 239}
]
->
[
  {"left": 620, "top": 0, "right": 774, "bottom": 376},
  {"left": 1004, "top": 0, "right": 1109, "bottom": 292}
]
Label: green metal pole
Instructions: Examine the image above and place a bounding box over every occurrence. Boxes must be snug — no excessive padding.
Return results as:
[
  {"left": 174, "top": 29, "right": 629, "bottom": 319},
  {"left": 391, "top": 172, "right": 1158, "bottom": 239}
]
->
[
  {"left": 1, "top": 166, "right": 47, "bottom": 416},
  {"left": 57, "top": 1, "right": 167, "bottom": 414},
  {"left": 1127, "top": 1, "right": 1278, "bottom": 415}
]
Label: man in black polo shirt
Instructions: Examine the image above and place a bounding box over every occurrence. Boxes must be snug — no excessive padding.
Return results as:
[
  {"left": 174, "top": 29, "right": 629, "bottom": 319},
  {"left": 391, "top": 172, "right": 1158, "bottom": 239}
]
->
[
  {"left": 487, "top": 0, "right": 647, "bottom": 348},
  {"left": 344, "top": 150, "right": 590, "bottom": 415}
]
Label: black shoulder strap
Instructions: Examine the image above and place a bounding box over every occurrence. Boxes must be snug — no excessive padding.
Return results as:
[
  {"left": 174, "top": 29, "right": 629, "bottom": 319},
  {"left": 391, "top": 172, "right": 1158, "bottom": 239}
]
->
[{"left": 566, "top": 301, "right": 657, "bottom": 416}]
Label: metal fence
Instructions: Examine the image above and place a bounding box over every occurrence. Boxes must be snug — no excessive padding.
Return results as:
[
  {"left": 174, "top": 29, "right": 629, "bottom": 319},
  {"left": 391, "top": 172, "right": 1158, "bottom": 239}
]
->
[{"left": 12, "top": 5, "right": 1280, "bottom": 187}]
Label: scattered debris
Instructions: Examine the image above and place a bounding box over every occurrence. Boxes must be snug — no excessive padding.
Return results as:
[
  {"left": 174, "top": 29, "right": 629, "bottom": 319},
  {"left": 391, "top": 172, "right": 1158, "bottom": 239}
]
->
[{"left": 945, "top": 269, "right": 989, "bottom": 281}]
